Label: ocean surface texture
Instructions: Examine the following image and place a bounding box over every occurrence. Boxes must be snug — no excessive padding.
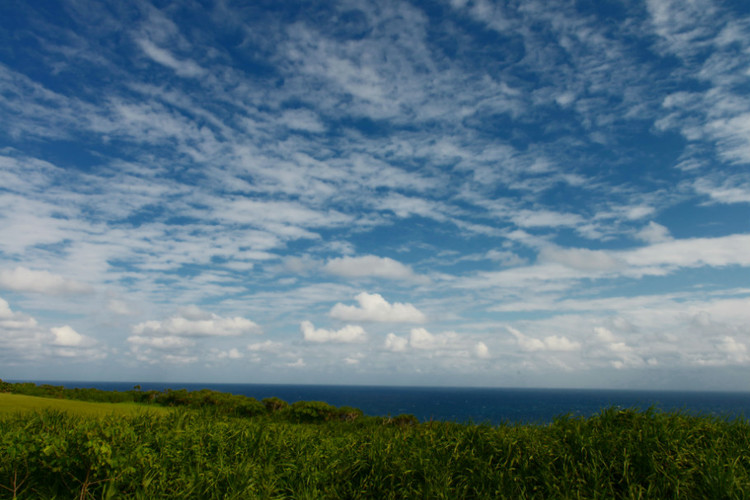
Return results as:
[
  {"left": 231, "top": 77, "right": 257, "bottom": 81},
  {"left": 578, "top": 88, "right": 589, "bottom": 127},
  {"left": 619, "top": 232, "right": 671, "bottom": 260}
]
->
[{"left": 28, "top": 382, "right": 750, "bottom": 425}]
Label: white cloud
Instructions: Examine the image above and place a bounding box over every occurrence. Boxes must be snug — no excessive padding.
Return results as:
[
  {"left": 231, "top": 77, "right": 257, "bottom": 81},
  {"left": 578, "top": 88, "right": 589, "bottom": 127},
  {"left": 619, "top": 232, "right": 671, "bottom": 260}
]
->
[
  {"left": 694, "top": 176, "right": 750, "bottom": 204},
  {"left": 512, "top": 209, "right": 584, "bottom": 229},
  {"left": 247, "top": 340, "right": 285, "bottom": 352},
  {"left": 330, "top": 292, "right": 426, "bottom": 323},
  {"left": 508, "top": 327, "right": 580, "bottom": 352},
  {"left": 106, "top": 299, "right": 135, "bottom": 316},
  {"left": 50, "top": 325, "right": 86, "bottom": 347},
  {"left": 623, "top": 234, "right": 750, "bottom": 269},
  {"left": 409, "top": 327, "right": 439, "bottom": 349},
  {"left": 636, "top": 221, "right": 672, "bottom": 243},
  {"left": 484, "top": 250, "right": 527, "bottom": 267},
  {"left": 280, "top": 109, "right": 326, "bottom": 133},
  {"left": 0, "top": 267, "right": 93, "bottom": 295},
  {"left": 717, "top": 336, "right": 749, "bottom": 363},
  {"left": 300, "top": 320, "right": 367, "bottom": 343},
  {"left": 543, "top": 335, "right": 581, "bottom": 352},
  {"left": 324, "top": 255, "right": 427, "bottom": 282},
  {"left": 384, "top": 332, "right": 408, "bottom": 352},
  {"left": 127, "top": 335, "right": 195, "bottom": 350},
  {"left": 136, "top": 39, "right": 205, "bottom": 78},
  {"left": 1, "top": 298, "right": 105, "bottom": 363},
  {"left": 410, "top": 328, "right": 456, "bottom": 350},
  {"left": 0, "top": 297, "right": 41, "bottom": 359},
  {"left": 474, "top": 341, "right": 490, "bottom": 359},
  {"left": 462, "top": 233, "right": 750, "bottom": 292},
  {"left": 594, "top": 326, "right": 617, "bottom": 343},
  {"left": 208, "top": 347, "right": 244, "bottom": 360},
  {"left": 132, "top": 308, "right": 261, "bottom": 337}
]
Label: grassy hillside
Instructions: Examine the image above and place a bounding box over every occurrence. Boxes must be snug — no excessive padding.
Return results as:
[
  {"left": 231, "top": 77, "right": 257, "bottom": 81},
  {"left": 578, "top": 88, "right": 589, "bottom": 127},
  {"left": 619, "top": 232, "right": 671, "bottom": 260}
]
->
[{"left": 0, "top": 393, "right": 170, "bottom": 417}]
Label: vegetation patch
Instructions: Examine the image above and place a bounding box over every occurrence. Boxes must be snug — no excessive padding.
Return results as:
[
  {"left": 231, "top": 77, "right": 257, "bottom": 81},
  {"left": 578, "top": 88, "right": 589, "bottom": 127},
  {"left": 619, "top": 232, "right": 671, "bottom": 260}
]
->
[
  {"left": 0, "top": 393, "right": 170, "bottom": 418},
  {"left": 1, "top": 380, "right": 748, "bottom": 498}
]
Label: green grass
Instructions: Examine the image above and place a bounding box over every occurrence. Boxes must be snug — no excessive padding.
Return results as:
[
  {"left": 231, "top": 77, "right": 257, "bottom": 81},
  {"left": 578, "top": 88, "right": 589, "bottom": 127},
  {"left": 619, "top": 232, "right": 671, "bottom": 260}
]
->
[
  {"left": 0, "top": 393, "right": 170, "bottom": 418},
  {"left": 1, "top": 407, "right": 749, "bottom": 499}
]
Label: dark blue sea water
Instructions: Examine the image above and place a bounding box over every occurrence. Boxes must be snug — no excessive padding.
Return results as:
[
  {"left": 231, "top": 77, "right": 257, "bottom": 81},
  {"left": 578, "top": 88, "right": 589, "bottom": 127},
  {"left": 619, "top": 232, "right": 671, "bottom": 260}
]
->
[{"left": 24, "top": 381, "right": 750, "bottom": 425}]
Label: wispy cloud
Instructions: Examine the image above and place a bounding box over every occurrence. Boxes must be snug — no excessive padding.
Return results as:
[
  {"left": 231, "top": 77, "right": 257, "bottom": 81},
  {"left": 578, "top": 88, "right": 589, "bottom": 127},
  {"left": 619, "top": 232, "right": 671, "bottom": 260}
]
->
[
  {"left": 324, "top": 255, "right": 427, "bottom": 283},
  {"left": 136, "top": 39, "right": 206, "bottom": 78}
]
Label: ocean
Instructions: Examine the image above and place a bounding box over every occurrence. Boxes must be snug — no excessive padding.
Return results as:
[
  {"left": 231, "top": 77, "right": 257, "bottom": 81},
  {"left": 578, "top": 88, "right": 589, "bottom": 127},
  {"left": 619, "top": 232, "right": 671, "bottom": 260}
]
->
[{"left": 26, "top": 380, "right": 750, "bottom": 425}]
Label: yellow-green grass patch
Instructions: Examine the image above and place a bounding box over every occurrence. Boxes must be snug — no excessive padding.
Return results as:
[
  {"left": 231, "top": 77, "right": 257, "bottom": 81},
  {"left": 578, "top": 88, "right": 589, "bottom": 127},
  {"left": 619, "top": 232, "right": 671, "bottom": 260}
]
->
[{"left": 0, "top": 393, "right": 170, "bottom": 418}]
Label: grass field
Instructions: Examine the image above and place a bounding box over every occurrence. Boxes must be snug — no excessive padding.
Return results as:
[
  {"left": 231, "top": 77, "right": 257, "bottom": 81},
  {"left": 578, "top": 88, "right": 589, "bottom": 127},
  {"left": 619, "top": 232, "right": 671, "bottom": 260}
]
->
[
  {"left": 2, "top": 381, "right": 749, "bottom": 498},
  {"left": 2, "top": 407, "right": 749, "bottom": 498},
  {"left": 0, "top": 393, "right": 170, "bottom": 417}
]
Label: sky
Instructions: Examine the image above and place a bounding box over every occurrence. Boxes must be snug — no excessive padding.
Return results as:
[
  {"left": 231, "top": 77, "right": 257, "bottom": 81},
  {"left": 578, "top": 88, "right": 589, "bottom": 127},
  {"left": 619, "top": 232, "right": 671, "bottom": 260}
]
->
[{"left": 1, "top": 0, "right": 750, "bottom": 390}]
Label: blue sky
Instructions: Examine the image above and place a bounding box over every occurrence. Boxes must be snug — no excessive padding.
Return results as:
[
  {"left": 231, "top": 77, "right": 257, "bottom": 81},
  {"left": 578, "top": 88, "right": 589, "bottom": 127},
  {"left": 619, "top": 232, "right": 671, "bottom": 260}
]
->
[{"left": 1, "top": 0, "right": 750, "bottom": 390}]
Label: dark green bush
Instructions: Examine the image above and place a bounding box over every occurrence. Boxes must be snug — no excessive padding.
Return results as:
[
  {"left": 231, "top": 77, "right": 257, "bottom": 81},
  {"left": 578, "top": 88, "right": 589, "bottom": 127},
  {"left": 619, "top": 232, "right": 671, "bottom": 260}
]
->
[
  {"left": 284, "top": 400, "right": 339, "bottom": 423},
  {"left": 262, "top": 396, "right": 288, "bottom": 413}
]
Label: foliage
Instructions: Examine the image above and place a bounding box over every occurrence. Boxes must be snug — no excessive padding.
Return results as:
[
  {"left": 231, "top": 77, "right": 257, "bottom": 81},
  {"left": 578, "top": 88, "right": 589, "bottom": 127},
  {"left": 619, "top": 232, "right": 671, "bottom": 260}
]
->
[
  {"left": 2, "top": 380, "right": 749, "bottom": 498},
  {"left": 1, "top": 405, "right": 748, "bottom": 498}
]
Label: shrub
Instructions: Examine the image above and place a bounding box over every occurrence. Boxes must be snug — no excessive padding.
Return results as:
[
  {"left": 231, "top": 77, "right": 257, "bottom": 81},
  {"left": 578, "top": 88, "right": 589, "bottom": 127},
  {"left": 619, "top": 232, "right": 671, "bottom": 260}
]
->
[
  {"left": 262, "top": 397, "right": 289, "bottom": 413},
  {"left": 284, "top": 401, "right": 339, "bottom": 423}
]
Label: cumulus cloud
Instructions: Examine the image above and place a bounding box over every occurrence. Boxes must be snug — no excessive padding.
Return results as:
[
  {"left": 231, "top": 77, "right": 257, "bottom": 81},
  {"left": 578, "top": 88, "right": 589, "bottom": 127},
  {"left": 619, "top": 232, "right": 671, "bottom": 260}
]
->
[
  {"left": 384, "top": 332, "right": 408, "bottom": 352},
  {"left": 300, "top": 320, "right": 367, "bottom": 343},
  {"left": 132, "top": 307, "right": 261, "bottom": 337},
  {"left": 409, "top": 327, "right": 444, "bottom": 349},
  {"left": 0, "top": 297, "right": 37, "bottom": 329},
  {"left": 594, "top": 327, "right": 617, "bottom": 343},
  {"left": 0, "top": 267, "right": 93, "bottom": 295},
  {"left": 636, "top": 222, "right": 673, "bottom": 243},
  {"left": 1, "top": 297, "right": 107, "bottom": 362},
  {"left": 508, "top": 327, "right": 580, "bottom": 352},
  {"left": 474, "top": 341, "right": 490, "bottom": 359},
  {"left": 0, "top": 297, "right": 43, "bottom": 361},
  {"left": 716, "top": 336, "right": 749, "bottom": 363},
  {"left": 383, "top": 328, "right": 459, "bottom": 351},
  {"left": 50, "top": 325, "right": 87, "bottom": 347},
  {"left": 324, "top": 255, "right": 427, "bottom": 283},
  {"left": 329, "top": 292, "right": 426, "bottom": 323}
]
